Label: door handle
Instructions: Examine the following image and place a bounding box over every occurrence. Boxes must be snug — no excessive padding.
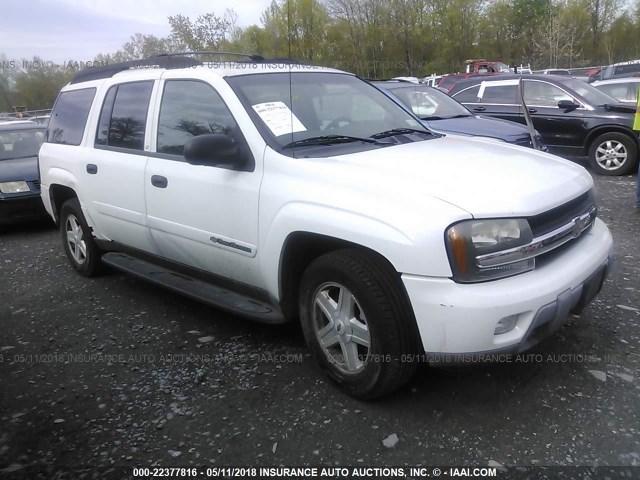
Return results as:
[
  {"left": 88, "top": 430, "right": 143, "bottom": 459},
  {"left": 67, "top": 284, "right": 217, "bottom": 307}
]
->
[
  {"left": 151, "top": 175, "right": 168, "bottom": 188},
  {"left": 86, "top": 164, "right": 98, "bottom": 174},
  {"left": 528, "top": 108, "right": 537, "bottom": 113},
  {"left": 473, "top": 106, "right": 486, "bottom": 112}
]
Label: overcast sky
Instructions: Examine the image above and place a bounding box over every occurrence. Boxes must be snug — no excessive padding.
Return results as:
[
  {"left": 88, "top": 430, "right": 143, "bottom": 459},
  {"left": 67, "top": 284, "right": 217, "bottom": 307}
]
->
[{"left": 1, "top": 0, "right": 273, "bottom": 63}]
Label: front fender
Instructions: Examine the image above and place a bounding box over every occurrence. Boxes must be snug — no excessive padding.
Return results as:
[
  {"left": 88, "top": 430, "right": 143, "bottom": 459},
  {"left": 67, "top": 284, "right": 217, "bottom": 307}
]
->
[{"left": 258, "top": 201, "right": 460, "bottom": 300}]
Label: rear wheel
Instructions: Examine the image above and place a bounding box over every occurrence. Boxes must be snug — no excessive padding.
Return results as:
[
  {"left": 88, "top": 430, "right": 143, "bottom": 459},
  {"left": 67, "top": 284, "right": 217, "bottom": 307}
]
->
[
  {"left": 299, "top": 249, "right": 420, "bottom": 399},
  {"left": 588, "top": 132, "right": 638, "bottom": 176},
  {"left": 60, "top": 198, "right": 103, "bottom": 277}
]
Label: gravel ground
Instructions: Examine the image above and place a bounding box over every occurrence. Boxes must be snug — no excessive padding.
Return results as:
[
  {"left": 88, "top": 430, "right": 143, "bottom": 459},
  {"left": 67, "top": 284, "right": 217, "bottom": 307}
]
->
[{"left": 1, "top": 170, "right": 639, "bottom": 478}]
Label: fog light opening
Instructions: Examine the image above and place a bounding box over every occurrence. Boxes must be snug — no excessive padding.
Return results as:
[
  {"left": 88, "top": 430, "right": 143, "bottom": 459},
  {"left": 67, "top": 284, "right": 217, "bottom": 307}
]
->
[{"left": 494, "top": 314, "right": 518, "bottom": 335}]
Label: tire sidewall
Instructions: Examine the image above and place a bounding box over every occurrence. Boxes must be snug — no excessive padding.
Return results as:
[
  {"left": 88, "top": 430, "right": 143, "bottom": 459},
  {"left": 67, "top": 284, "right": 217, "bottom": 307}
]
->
[
  {"left": 299, "top": 259, "right": 387, "bottom": 395},
  {"left": 588, "top": 132, "right": 638, "bottom": 176},
  {"left": 60, "top": 199, "right": 101, "bottom": 276}
]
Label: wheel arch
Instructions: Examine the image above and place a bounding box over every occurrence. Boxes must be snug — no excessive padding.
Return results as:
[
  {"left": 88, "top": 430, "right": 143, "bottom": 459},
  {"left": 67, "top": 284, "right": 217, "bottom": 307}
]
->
[
  {"left": 276, "top": 231, "right": 416, "bottom": 324},
  {"left": 584, "top": 126, "right": 639, "bottom": 154},
  {"left": 49, "top": 184, "right": 79, "bottom": 225}
]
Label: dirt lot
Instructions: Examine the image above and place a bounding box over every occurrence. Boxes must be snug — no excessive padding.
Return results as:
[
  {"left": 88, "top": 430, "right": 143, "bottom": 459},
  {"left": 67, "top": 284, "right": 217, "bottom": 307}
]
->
[{"left": 1, "top": 169, "right": 639, "bottom": 478}]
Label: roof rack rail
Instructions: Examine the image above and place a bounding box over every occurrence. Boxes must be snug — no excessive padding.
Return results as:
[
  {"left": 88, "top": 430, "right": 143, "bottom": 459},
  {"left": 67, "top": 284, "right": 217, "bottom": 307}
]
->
[{"left": 70, "top": 51, "right": 266, "bottom": 84}]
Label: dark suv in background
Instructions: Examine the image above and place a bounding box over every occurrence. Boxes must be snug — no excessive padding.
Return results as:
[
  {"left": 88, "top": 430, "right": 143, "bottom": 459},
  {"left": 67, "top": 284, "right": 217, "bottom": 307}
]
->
[{"left": 449, "top": 74, "right": 640, "bottom": 175}]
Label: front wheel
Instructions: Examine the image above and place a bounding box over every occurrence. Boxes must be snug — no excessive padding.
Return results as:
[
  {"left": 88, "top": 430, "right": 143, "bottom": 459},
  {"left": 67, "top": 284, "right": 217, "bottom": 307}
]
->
[
  {"left": 299, "top": 249, "right": 420, "bottom": 399},
  {"left": 60, "top": 198, "right": 103, "bottom": 277},
  {"left": 588, "top": 132, "right": 638, "bottom": 176}
]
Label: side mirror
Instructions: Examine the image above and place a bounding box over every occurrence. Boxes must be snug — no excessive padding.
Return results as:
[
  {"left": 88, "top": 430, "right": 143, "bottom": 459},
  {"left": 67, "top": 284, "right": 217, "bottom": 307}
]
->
[
  {"left": 558, "top": 99, "right": 579, "bottom": 110},
  {"left": 183, "top": 134, "right": 248, "bottom": 169}
]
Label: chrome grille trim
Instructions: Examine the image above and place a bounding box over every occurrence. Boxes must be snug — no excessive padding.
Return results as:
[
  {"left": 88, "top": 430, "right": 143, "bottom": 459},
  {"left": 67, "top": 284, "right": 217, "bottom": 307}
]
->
[{"left": 476, "top": 206, "right": 597, "bottom": 269}]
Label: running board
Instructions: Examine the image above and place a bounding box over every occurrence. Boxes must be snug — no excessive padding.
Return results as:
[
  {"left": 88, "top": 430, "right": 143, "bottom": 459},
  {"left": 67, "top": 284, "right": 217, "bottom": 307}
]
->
[{"left": 101, "top": 252, "right": 286, "bottom": 324}]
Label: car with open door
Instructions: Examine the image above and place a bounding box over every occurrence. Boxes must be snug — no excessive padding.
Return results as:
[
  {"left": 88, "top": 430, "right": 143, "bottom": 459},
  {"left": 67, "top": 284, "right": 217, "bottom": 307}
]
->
[
  {"left": 449, "top": 74, "right": 640, "bottom": 175},
  {"left": 374, "top": 81, "right": 546, "bottom": 150}
]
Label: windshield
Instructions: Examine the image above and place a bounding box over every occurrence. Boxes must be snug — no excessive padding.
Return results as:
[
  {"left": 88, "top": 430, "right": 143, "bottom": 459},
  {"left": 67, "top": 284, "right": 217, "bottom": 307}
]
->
[
  {"left": 388, "top": 85, "right": 471, "bottom": 119},
  {"left": 0, "top": 129, "right": 45, "bottom": 160},
  {"left": 561, "top": 78, "right": 619, "bottom": 106},
  {"left": 226, "top": 72, "right": 426, "bottom": 150}
]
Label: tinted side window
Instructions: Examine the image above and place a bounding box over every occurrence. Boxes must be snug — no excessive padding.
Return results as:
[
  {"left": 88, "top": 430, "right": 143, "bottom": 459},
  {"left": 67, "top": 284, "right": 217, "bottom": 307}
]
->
[
  {"left": 107, "top": 82, "right": 153, "bottom": 150},
  {"left": 523, "top": 81, "right": 572, "bottom": 106},
  {"left": 614, "top": 64, "right": 640, "bottom": 76},
  {"left": 95, "top": 86, "right": 117, "bottom": 146},
  {"left": 453, "top": 85, "right": 480, "bottom": 103},
  {"left": 46, "top": 88, "right": 96, "bottom": 145},
  {"left": 157, "top": 80, "right": 238, "bottom": 156},
  {"left": 481, "top": 85, "right": 518, "bottom": 104}
]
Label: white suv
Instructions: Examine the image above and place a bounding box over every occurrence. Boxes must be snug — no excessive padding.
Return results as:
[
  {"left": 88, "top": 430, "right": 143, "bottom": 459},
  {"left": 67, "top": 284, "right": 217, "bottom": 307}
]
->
[{"left": 39, "top": 54, "right": 613, "bottom": 398}]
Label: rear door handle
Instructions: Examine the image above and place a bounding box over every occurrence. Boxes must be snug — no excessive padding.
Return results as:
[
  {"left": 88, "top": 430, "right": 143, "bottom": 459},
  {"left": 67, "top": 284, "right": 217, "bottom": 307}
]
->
[
  {"left": 472, "top": 106, "right": 486, "bottom": 112},
  {"left": 528, "top": 108, "right": 537, "bottom": 113},
  {"left": 151, "top": 175, "right": 168, "bottom": 188},
  {"left": 86, "top": 164, "right": 98, "bottom": 174}
]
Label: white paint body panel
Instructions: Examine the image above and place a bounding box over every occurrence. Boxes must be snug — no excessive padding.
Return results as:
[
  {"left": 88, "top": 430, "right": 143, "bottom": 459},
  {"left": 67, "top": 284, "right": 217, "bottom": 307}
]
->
[{"left": 39, "top": 66, "right": 613, "bottom": 354}]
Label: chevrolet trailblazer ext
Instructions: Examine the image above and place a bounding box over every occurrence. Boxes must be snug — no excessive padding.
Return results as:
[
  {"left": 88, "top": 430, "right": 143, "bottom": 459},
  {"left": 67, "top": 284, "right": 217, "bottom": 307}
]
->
[{"left": 39, "top": 54, "right": 613, "bottom": 398}]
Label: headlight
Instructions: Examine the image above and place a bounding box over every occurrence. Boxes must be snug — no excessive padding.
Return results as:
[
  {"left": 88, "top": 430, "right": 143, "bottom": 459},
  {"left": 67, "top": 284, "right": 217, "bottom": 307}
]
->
[
  {"left": 446, "top": 219, "right": 534, "bottom": 283},
  {"left": 0, "top": 181, "right": 30, "bottom": 194}
]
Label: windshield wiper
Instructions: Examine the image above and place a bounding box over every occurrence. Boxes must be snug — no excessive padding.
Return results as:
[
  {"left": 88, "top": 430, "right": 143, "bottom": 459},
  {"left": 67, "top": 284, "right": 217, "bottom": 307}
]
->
[
  {"left": 421, "top": 114, "right": 471, "bottom": 120},
  {"left": 281, "top": 135, "right": 388, "bottom": 149},
  {"left": 370, "top": 128, "right": 432, "bottom": 139}
]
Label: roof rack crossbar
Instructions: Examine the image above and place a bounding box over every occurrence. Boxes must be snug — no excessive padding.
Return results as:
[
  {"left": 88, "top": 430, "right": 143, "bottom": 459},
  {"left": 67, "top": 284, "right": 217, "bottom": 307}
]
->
[{"left": 69, "top": 51, "right": 267, "bottom": 84}]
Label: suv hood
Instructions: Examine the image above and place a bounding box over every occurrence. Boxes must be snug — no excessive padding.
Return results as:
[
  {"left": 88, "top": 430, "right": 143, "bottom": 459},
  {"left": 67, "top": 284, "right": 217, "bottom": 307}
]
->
[
  {"left": 334, "top": 136, "right": 592, "bottom": 218},
  {"left": 602, "top": 103, "right": 638, "bottom": 114},
  {"left": 0, "top": 156, "right": 39, "bottom": 182},
  {"left": 422, "top": 115, "right": 531, "bottom": 143}
]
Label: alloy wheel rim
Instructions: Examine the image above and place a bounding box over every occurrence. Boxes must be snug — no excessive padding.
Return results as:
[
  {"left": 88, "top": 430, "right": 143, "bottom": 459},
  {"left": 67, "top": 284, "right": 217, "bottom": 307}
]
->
[
  {"left": 65, "top": 214, "right": 87, "bottom": 264},
  {"left": 595, "top": 140, "right": 627, "bottom": 170},
  {"left": 312, "top": 282, "right": 371, "bottom": 374}
]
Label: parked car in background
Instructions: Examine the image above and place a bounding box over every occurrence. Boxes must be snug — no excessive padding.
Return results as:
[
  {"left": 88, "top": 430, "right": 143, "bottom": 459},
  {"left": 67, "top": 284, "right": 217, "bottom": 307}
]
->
[
  {"left": 449, "top": 74, "right": 640, "bottom": 175},
  {"left": 375, "top": 81, "right": 546, "bottom": 150},
  {"left": 589, "top": 59, "right": 640, "bottom": 83},
  {"left": 592, "top": 78, "right": 640, "bottom": 104},
  {"left": 0, "top": 123, "right": 47, "bottom": 226}
]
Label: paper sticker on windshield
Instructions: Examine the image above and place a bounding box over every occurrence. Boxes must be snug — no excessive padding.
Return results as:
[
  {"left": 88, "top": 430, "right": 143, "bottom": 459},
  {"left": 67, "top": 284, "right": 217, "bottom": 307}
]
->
[{"left": 252, "top": 102, "right": 307, "bottom": 137}]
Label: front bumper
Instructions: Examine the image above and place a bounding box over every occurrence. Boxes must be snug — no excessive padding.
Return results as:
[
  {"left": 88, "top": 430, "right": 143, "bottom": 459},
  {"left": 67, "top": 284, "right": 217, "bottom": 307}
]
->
[
  {"left": 0, "top": 193, "right": 48, "bottom": 225},
  {"left": 402, "top": 218, "right": 613, "bottom": 354}
]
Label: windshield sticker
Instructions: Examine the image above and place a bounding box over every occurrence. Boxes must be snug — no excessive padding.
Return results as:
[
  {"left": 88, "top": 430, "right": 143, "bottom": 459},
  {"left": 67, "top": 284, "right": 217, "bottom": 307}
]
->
[{"left": 252, "top": 102, "right": 307, "bottom": 137}]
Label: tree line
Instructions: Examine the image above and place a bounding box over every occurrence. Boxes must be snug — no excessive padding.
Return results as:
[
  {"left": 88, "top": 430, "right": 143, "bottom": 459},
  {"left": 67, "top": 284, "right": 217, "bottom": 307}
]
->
[{"left": 2, "top": 0, "right": 640, "bottom": 111}]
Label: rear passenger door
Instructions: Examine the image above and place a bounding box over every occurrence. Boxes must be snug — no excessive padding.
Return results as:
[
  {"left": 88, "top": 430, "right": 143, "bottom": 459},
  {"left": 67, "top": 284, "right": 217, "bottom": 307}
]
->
[
  {"left": 474, "top": 81, "right": 522, "bottom": 123},
  {"left": 144, "top": 74, "right": 262, "bottom": 285},
  {"left": 84, "top": 79, "right": 159, "bottom": 253}
]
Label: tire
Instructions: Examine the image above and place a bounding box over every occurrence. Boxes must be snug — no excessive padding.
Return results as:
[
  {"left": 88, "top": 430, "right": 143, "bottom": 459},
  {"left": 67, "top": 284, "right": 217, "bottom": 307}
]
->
[
  {"left": 59, "top": 198, "right": 104, "bottom": 277},
  {"left": 588, "top": 132, "right": 638, "bottom": 176},
  {"left": 299, "top": 249, "right": 420, "bottom": 399}
]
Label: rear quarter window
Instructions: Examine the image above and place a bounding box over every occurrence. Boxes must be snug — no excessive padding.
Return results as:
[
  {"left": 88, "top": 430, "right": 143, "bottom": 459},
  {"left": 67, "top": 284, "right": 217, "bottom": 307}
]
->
[{"left": 46, "top": 88, "right": 96, "bottom": 145}]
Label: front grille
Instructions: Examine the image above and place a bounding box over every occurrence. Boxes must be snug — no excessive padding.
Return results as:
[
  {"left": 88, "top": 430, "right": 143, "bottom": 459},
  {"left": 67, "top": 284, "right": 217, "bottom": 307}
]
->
[
  {"left": 475, "top": 189, "right": 598, "bottom": 271},
  {"left": 528, "top": 190, "right": 595, "bottom": 238}
]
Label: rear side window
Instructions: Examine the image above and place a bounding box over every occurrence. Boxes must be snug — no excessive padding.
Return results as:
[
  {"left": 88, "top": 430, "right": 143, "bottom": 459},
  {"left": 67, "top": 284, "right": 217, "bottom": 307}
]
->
[
  {"left": 614, "top": 64, "right": 640, "bottom": 76},
  {"left": 453, "top": 85, "right": 480, "bottom": 103},
  {"left": 46, "top": 88, "right": 96, "bottom": 145},
  {"left": 481, "top": 85, "right": 518, "bottom": 104},
  {"left": 95, "top": 81, "right": 153, "bottom": 151},
  {"left": 157, "top": 80, "right": 238, "bottom": 156}
]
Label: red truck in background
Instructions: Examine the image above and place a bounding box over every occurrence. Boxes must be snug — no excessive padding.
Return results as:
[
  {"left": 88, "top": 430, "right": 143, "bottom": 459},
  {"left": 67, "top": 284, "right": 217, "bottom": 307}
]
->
[{"left": 465, "top": 59, "right": 512, "bottom": 74}]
